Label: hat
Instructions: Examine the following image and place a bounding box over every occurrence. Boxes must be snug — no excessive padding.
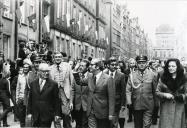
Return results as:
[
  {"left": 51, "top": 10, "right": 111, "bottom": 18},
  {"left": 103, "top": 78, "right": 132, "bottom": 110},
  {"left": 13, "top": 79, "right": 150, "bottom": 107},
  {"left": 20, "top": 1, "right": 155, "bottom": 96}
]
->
[
  {"left": 109, "top": 56, "right": 117, "bottom": 61},
  {"left": 136, "top": 55, "right": 148, "bottom": 62},
  {"left": 33, "top": 55, "right": 42, "bottom": 62}
]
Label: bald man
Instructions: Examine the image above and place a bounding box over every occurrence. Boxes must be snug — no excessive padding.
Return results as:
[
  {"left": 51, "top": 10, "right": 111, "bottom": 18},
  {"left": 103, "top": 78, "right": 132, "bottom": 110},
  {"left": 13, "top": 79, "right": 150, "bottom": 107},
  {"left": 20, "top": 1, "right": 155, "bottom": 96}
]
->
[{"left": 27, "top": 63, "right": 61, "bottom": 127}]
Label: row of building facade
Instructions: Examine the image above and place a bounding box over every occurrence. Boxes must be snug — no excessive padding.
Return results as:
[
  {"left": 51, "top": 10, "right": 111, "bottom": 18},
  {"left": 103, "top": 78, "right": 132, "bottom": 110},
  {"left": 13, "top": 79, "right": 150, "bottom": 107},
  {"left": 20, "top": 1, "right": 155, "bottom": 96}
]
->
[{"left": 0, "top": 0, "right": 148, "bottom": 61}]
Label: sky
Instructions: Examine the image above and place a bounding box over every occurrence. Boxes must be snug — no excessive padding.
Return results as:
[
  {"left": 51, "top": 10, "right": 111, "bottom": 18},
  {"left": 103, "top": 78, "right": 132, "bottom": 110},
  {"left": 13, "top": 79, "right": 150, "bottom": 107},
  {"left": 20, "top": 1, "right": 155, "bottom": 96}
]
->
[{"left": 116, "top": 0, "right": 187, "bottom": 46}]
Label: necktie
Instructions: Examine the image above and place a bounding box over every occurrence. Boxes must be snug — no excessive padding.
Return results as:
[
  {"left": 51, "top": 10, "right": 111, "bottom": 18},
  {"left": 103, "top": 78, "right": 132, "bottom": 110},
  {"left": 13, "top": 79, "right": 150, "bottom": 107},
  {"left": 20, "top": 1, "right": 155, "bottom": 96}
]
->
[
  {"left": 93, "top": 75, "right": 96, "bottom": 85},
  {"left": 40, "top": 79, "right": 44, "bottom": 91},
  {"left": 110, "top": 72, "right": 113, "bottom": 78},
  {"left": 57, "top": 65, "right": 60, "bottom": 71}
]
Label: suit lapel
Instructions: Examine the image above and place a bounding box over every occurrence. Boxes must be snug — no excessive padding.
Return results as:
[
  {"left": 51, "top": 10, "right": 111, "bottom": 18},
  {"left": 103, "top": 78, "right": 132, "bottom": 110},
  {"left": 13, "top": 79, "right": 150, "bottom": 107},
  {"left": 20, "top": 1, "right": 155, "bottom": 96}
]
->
[
  {"left": 35, "top": 78, "right": 40, "bottom": 94},
  {"left": 96, "top": 73, "right": 105, "bottom": 86},
  {"left": 89, "top": 74, "right": 96, "bottom": 91},
  {"left": 114, "top": 71, "right": 119, "bottom": 82}
]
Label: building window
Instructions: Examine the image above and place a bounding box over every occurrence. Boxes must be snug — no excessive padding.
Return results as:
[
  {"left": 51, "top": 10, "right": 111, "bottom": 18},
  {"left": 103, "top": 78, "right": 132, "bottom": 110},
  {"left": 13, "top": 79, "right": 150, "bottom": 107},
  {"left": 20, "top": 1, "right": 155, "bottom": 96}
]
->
[
  {"left": 3, "top": 0, "right": 11, "bottom": 18},
  {"left": 73, "top": 5, "right": 76, "bottom": 19},
  {"left": 72, "top": 43, "right": 75, "bottom": 59},
  {"left": 56, "top": 37, "right": 60, "bottom": 52},
  {"left": 57, "top": 0, "right": 60, "bottom": 18},
  {"left": 79, "top": 45, "right": 81, "bottom": 58},
  {"left": 3, "top": 35, "right": 10, "bottom": 60}
]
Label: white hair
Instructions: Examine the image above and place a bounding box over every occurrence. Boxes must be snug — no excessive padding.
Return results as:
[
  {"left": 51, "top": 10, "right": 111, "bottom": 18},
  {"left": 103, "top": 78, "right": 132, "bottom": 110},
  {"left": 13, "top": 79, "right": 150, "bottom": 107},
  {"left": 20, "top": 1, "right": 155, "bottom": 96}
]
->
[{"left": 39, "top": 63, "right": 50, "bottom": 71}]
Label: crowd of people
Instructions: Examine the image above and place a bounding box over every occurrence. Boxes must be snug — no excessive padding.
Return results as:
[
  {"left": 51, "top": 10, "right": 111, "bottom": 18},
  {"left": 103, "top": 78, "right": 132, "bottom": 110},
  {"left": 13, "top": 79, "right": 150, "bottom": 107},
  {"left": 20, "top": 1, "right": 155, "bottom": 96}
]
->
[{"left": 0, "top": 42, "right": 187, "bottom": 128}]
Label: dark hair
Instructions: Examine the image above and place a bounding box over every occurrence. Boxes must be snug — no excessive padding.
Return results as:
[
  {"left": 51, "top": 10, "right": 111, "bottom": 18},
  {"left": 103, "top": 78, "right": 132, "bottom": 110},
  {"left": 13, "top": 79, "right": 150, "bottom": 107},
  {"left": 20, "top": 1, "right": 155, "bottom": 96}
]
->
[
  {"left": 61, "top": 52, "right": 67, "bottom": 57},
  {"left": 96, "top": 60, "right": 104, "bottom": 71},
  {"left": 161, "top": 58, "right": 186, "bottom": 92},
  {"left": 82, "top": 59, "right": 90, "bottom": 68}
]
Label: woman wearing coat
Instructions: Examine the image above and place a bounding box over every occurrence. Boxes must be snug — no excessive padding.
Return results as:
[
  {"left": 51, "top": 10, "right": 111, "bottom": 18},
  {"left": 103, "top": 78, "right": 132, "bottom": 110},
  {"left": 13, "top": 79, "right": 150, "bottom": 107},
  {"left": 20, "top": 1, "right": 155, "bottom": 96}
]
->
[{"left": 156, "top": 58, "right": 187, "bottom": 128}]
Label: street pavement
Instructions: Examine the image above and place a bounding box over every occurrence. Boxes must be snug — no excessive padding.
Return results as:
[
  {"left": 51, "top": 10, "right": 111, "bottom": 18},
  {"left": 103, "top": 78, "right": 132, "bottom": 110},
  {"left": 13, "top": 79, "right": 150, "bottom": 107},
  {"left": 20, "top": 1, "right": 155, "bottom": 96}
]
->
[{"left": 5, "top": 112, "right": 158, "bottom": 128}]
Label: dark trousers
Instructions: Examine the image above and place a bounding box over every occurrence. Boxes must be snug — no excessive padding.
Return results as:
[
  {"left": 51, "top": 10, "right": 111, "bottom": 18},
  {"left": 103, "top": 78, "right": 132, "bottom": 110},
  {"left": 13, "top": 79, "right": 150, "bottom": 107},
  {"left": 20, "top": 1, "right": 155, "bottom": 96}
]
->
[
  {"left": 74, "top": 107, "right": 88, "bottom": 128},
  {"left": 133, "top": 110, "right": 152, "bottom": 128},
  {"left": 128, "top": 104, "right": 133, "bottom": 121},
  {"left": 33, "top": 116, "right": 52, "bottom": 128},
  {"left": 63, "top": 114, "right": 72, "bottom": 128},
  {"left": 0, "top": 93, "right": 11, "bottom": 125},
  {"left": 88, "top": 110, "right": 110, "bottom": 128},
  {"left": 17, "top": 100, "right": 26, "bottom": 127},
  {"left": 152, "top": 106, "right": 159, "bottom": 124}
]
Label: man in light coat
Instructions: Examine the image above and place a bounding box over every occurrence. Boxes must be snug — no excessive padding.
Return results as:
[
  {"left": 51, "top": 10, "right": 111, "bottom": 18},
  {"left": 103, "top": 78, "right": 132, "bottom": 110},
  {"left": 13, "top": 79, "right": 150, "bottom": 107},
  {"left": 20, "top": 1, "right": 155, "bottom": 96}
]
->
[{"left": 50, "top": 51, "right": 74, "bottom": 128}]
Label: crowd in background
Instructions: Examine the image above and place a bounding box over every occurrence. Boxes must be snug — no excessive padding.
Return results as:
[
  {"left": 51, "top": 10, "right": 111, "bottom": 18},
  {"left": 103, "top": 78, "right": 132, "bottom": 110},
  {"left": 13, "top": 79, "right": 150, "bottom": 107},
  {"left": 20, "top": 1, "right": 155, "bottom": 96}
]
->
[{"left": 0, "top": 41, "right": 187, "bottom": 128}]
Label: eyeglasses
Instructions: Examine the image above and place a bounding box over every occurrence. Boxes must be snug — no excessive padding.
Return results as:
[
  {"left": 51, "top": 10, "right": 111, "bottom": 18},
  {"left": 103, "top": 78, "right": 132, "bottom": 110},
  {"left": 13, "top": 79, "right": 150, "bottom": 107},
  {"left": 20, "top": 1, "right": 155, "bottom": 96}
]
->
[
  {"left": 54, "top": 56, "right": 62, "bottom": 58},
  {"left": 90, "top": 63, "right": 96, "bottom": 66},
  {"left": 40, "top": 70, "right": 49, "bottom": 73},
  {"left": 110, "top": 63, "right": 117, "bottom": 66}
]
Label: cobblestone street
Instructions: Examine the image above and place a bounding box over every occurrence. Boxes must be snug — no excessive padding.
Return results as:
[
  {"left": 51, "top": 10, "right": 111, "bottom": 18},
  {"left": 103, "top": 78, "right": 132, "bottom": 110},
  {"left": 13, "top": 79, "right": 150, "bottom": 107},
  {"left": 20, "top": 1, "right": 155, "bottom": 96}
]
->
[{"left": 5, "top": 112, "right": 158, "bottom": 128}]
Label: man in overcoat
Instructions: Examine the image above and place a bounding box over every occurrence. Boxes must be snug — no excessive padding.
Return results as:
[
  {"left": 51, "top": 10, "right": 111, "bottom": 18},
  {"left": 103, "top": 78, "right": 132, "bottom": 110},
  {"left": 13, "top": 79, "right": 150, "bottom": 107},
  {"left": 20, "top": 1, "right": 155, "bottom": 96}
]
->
[
  {"left": 27, "top": 63, "right": 61, "bottom": 127},
  {"left": 87, "top": 58, "right": 115, "bottom": 128}
]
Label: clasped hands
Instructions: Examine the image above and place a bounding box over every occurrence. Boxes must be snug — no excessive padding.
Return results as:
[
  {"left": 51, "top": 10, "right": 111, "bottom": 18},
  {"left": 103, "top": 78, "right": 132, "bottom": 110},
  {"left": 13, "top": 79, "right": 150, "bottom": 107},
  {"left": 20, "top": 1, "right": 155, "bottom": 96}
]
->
[{"left": 164, "top": 93, "right": 184, "bottom": 102}]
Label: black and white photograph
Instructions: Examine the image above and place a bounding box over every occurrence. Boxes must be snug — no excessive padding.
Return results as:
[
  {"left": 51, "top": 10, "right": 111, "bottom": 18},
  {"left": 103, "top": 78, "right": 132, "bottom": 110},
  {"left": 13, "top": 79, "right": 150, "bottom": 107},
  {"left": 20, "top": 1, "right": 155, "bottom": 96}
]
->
[{"left": 0, "top": 0, "right": 187, "bottom": 127}]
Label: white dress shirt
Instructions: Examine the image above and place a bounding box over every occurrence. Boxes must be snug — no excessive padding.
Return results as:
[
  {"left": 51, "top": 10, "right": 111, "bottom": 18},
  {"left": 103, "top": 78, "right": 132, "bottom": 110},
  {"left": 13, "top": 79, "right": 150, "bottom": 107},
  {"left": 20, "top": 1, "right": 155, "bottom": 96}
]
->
[
  {"left": 96, "top": 71, "right": 102, "bottom": 84},
  {"left": 109, "top": 70, "right": 116, "bottom": 78}
]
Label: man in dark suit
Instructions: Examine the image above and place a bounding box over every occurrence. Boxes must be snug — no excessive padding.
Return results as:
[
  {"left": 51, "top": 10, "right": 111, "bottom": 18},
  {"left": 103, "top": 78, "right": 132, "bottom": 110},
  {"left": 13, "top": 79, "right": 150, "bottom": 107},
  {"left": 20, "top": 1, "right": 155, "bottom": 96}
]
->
[
  {"left": 126, "top": 55, "right": 158, "bottom": 128},
  {"left": 0, "top": 70, "right": 12, "bottom": 127},
  {"left": 87, "top": 58, "right": 115, "bottom": 128},
  {"left": 72, "top": 59, "right": 90, "bottom": 128},
  {"left": 107, "top": 57, "right": 126, "bottom": 128},
  {"left": 27, "top": 63, "right": 61, "bottom": 127}
]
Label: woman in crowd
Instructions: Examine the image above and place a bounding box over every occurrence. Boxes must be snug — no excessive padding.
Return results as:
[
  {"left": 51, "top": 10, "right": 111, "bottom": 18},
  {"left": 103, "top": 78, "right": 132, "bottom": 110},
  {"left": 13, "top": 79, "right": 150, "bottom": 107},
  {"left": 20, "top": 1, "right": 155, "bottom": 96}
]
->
[{"left": 156, "top": 58, "right": 187, "bottom": 128}]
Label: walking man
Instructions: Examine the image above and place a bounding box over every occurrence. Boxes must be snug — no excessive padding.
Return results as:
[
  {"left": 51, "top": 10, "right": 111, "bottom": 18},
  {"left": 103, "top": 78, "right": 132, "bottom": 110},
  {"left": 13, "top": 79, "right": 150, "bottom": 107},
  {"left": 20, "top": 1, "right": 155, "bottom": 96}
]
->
[
  {"left": 87, "top": 58, "right": 115, "bottom": 128},
  {"left": 73, "top": 59, "right": 90, "bottom": 128},
  {"left": 50, "top": 51, "right": 74, "bottom": 128},
  {"left": 27, "top": 63, "right": 61, "bottom": 127},
  {"left": 126, "top": 55, "right": 158, "bottom": 128},
  {"left": 107, "top": 57, "right": 126, "bottom": 128}
]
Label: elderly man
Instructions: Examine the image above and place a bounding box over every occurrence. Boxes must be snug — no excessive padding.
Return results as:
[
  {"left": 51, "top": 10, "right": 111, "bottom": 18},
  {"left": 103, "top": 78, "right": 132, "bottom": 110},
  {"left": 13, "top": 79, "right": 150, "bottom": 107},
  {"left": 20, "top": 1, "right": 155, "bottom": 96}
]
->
[
  {"left": 27, "top": 63, "right": 61, "bottom": 127},
  {"left": 87, "top": 58, "right": 115, "bottom": 128},
  {"left": 50, "top": 51, "right": 74, "bottom": 128},
  {"left": 126, "top": 55, "right": 158, "bottom": 128}
]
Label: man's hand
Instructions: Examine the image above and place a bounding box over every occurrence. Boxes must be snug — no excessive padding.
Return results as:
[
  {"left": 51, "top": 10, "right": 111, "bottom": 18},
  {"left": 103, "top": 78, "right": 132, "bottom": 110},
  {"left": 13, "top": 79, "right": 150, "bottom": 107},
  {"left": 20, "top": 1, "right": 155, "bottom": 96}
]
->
[
  {"left": 27, "top": 114, "right": 32, "bottom": 118},
  {"left": 165, "top": 93, "right": 174, "bottom": 100},
  {"left": 109, "top": 115, "right": 115, "bottom": 121},
  {"left": 70, "top": 103, "right": 73, "bottom": 111},
  {"left": 121, "top": 106, "right": 125, "bottom": 111},
  {"left": 55, "top": 116, "right": 61, "bottom": 122}
]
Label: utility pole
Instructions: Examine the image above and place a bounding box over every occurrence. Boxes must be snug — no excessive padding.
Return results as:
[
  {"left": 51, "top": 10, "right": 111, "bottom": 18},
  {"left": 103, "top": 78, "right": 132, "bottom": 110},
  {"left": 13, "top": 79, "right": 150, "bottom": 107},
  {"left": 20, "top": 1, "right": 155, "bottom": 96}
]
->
[
  {"left": 0, "top": 0, "right": 4, "bottom": 52},
  {"left": 14, "top": 0, "right": 19, "bottom": 59}
]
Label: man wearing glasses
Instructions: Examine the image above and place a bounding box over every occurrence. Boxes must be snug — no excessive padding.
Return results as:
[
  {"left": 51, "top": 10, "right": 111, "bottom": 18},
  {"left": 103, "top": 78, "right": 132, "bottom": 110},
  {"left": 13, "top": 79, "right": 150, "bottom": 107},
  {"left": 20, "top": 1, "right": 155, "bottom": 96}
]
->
[
  {"left": 27, "top": 63, "right": 61, "bottom": 127},
  {"left": 126, "top": 55, "right": 158, "bottom": 128},
  {"left": 87, "top": 58, "right": 115, "bottom": 128},
  {"left": 107, "top": 57, "right": 126, "bottom": 128}
]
